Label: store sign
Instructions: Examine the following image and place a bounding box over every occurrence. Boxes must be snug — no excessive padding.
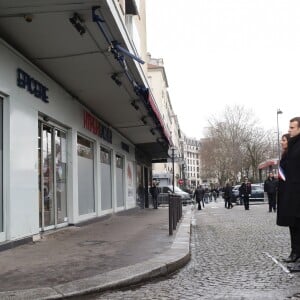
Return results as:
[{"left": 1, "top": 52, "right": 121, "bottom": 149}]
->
[
  {"left": 84, "top": 111, "right": 112, "bottom": 143},
  {"left": 16, "top": 68, "right": 49, "bottom": 103}
]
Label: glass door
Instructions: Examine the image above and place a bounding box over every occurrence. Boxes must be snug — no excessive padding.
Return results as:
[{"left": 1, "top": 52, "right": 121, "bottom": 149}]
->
[
  {"left": 116, "top": 155, "right": 124, "bottom": 207},
  {"left": 0, "top": 98, "right": 2, "bottom": 233},
  {"left": 39, "top": 121, "right": 67, "bottom": 230}
]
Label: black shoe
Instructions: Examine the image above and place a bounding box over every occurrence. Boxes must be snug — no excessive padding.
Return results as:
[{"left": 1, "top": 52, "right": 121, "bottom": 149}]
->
[
  {"left": 288, "top": 263, "right": 300, "bottom": 272},
  {"left": 283, "top": 253, "right": 300, "bottom": 263}
]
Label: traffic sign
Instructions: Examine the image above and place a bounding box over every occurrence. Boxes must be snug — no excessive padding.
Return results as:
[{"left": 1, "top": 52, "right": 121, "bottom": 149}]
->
[{"left": 178, "top": 179, "right": 184, "bottom": 185}]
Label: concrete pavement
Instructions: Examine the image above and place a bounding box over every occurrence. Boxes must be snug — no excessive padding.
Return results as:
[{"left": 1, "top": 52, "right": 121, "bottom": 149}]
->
[{"left": 0, "top": 206, "right": 192, "bottom": 299}]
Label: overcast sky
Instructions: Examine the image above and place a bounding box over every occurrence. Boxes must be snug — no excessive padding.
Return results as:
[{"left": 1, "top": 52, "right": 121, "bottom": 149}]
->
[{"left": 146, "top": 0, "right": 300, "bottom": 139}]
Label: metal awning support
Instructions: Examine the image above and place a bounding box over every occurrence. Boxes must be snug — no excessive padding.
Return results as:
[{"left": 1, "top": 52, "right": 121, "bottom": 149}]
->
[{"left": 91, "top": 5, "right": 170, "bottom": 148}]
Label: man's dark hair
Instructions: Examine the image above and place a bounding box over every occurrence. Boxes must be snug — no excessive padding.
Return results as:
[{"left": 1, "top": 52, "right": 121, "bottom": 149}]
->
[{"left": 290, "top": 117, "right": 300, "bottom": 127}]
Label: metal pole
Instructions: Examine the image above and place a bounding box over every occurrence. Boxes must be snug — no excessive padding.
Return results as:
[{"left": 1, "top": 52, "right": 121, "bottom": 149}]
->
[
  {"left": 169, "top": 194, "right": 173, "bottom": 235},
  {"left": 172, "top": 147, "right": 175, "bottom": 193}
]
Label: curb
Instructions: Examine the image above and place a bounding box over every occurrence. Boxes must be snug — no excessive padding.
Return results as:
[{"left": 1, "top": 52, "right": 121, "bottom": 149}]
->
[{"left": 0, "top": 208, "right": 193, "bottom": 300}]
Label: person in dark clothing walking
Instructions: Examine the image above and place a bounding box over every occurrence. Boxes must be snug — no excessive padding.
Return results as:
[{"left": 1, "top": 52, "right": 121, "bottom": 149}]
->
[
  {"left": 149, "top": 182, "right": 159, "bottom": 209},
  {"left": 280, "top": 117, "right": 300, "bottom": 272},
  {"left": 239, "top": 178, "right": 252, "bottom": 210},
  {"left": 223, "top": 183, "right": 233, "bottom": 209},
  {"left": 193, "top": 185, "right": 204, "bottom": 210},
  {"left": 264, "top": 172, "right": 278, "bottom": 212}
]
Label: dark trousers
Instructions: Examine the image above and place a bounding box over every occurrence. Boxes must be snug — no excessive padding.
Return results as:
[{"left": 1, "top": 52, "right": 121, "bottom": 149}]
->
[
  {"left": 196, "top": 199, "right": 202, "bottom": 210},
  {"left": 243, "top": 196, "right": 249, "bottom": 210},
  {"left": 290, "top": 219, "right": 300, "bottom": 255},
  {"left": 225, "top": 198, "right": 232, "bottom": 208},
  {"left": 152, "top": 196, "right": 158, "bottom": 209},
  {"left": 268, "top": 193, "right": 276, "bottom": 212}
]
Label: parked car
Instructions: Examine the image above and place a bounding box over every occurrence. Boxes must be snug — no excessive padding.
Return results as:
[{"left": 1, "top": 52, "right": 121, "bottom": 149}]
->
[
  {"left": 231, "top": 185, "right": 241, "bottom": 203},
  {"left": 157, "top": 185, "right": 192, "bottom": 206},
  {"left": 248, "top": 184, "right": 265, "bottom": 202},
  {"left": 180, "top": 187, "right": 194, "bottom": 198},
  {"left": 233, "top": 183, "right": 265, "bottom": 205}
]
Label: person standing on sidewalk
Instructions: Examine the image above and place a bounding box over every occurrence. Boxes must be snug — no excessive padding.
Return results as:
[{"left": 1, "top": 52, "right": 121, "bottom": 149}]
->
[
  {"left": 281, "top": 117, "right": 300, "bottom": 271},
  {"left": 193, "top": 185, "right": 204, "bottom": 210},
  {"left": 277, "top": 134, "right": 292, "bottom": 251},
  {"left": 264, "top": 172, "right": 278, "bottom": 212},
  {"left": 223, "top": 183, "right": 233, "bottom": 209},
  {"left": 239, "top": 178, "right": 252, "bottom": 210},
  {"left": 149, "top": 181, "right": 159, "bottom": 209}
]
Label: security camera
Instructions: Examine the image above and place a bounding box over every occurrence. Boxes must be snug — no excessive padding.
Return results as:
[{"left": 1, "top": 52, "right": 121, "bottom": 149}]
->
[{"left": 24, "top": 15, "right": 33, "bottom": 23}]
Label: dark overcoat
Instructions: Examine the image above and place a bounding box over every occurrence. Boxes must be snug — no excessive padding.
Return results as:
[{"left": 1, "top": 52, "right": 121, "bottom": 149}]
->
[
  {"left": 284, "top": 134, "right": 300, "bottom": 223},
  {"left": 277, "top": 152, "right": 289, "bottom": 226}
]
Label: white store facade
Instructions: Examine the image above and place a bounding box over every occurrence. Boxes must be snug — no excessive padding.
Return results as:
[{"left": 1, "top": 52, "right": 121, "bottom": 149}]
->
[{"left": 0, "top": 0, "right": 170, "bottom": 244}]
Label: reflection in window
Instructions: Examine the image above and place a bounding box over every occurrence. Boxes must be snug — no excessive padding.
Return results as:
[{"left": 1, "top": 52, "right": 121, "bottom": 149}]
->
[{"left": 100, "top": 147, "right": 111, "bottom": 164}]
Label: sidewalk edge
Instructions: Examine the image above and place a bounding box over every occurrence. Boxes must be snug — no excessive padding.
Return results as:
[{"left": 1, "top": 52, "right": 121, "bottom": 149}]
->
[{"left": 0, "top": 207, "right": 193, "bottom": 300}]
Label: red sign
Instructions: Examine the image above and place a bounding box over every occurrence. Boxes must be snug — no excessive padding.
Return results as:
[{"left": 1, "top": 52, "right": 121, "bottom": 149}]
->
[
  {"left": 84, "top": 111, "right": 112, "bottom": 143},
  {"left": 178, "top": 179, "right": 184, "bottom": 185}
]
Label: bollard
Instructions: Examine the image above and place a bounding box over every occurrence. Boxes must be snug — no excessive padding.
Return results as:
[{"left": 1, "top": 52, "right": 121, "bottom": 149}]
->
[
  {"left": 169, "top": 194, "right": 183, "bottom": 235},
  {"left": 173, "top": 198, "right": 176, "bottom": 230},
  {"left": 169, "top": 193, "right": 173, "bottom": 235}
]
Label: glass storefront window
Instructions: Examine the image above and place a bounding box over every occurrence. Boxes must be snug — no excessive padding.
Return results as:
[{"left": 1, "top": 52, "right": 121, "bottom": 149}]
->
[
  {"left": 0, "top": 98, "right": 2, "bottom": 232},
  {"left": 77, "top": 135, "right": 95, "bottom": 215},
  {"left": 100, "top": 147, "right": 112, "bottom": 210}
]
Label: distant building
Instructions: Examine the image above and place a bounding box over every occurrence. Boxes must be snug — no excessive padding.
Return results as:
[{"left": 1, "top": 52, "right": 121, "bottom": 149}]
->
[
  {"left": 148, "top": 54, "right": 183, "bottom": 187},
  {"left": 183, "top": 135, "right": 201, "bottom": 188}
]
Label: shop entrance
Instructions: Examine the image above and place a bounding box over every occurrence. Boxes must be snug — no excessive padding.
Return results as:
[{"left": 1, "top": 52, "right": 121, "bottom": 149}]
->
[
  {"left": 0, "top": 97, "right": 2, "bottom": 234},
  {"left": 38, "top": 121, "right": 67, "bottom": 230}
]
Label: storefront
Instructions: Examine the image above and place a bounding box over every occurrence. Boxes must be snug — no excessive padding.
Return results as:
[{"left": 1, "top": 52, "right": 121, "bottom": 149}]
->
[
  {"left": 0, "top": 39, "right": 141, "bottom": 242},
  {"left": 0, "top": 1, "right": 170, "bottom": 243}
]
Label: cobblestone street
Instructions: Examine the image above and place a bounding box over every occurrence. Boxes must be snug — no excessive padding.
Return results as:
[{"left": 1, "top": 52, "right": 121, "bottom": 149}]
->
[{"left": 83, "top": 200, "right": 300, "bottom": 300}]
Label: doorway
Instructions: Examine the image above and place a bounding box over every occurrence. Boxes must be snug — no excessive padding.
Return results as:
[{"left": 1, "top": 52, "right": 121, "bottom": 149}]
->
[
  {"left": 38, "top": 121, "right": 67, "bottom": 230},
  {"left": 116, "top": 154, "right": 124, "bottom": 207},
  {"left": 0, "top": 97, "right": 2, "bottom": 233}
]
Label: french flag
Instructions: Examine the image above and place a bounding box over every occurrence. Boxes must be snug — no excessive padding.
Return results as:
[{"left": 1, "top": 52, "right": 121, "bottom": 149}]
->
[{"left": 278, "top": 166, "right": 286, "bottom": 181}]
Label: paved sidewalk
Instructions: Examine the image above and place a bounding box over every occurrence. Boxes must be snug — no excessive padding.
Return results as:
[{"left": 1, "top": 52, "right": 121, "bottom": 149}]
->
[{"left": 0, "top": 206, "right": 192, "bottom": 299}]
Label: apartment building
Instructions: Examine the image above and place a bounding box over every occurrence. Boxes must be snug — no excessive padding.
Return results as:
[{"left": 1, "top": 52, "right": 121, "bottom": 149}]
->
[
  {"left": 147, "top": 54, "right": 183, "bottom": 186},
  {"left": 183, "top": 135, "right": 201, "bottom": 188}
]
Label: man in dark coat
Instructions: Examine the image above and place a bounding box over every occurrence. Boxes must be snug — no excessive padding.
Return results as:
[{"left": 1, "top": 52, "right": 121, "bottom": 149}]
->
[
  {"left": 223, "top": 183, "right": 233, "bottom": 209},
  {"left": 239, "top": 178, "right": 252, "bottom": 210},
  {"left": 284, "top": 117, "right": 300, "bottom": 272},
  {"left": 193, "top": 185, "right": 204, "bottom": 210},
  {"left": 264, "top": 172, "right": 278, "bottom": 212},
  {"left": 149, "top": 182, "right": 159, "bottom": 209}
]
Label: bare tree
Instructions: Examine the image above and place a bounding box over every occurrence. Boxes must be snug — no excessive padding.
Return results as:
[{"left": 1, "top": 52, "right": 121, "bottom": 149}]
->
[{"left": 200, "top": 105, "right": 272, "bottom": 185}]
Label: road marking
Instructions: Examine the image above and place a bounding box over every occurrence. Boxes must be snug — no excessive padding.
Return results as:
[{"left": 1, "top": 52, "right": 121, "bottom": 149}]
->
[{"left": 263, "top": 251, "right": 294, "bottom": 278}]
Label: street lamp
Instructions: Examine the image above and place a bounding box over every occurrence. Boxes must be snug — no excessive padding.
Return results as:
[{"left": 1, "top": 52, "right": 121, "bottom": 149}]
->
[{"left": 276, "top": 108, "right": 283, "bottom": 164}]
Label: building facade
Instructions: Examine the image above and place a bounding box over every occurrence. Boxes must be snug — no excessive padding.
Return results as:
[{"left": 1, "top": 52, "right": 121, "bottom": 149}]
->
[
  {"left": 147, "top": 54, "right": 183, "bottom": 186},
  {"left": 0, "top": 0, "right": 171, "bottom": 243},
  {"left": 183, "top": 135, "right": 201, "bottom": 188}
]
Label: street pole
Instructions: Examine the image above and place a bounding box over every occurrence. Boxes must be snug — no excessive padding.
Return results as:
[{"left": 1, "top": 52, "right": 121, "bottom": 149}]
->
[
  {"left": 172, "top": 147, "right": 175, "bottom": 193},
  {"left": 276, "top": 109, "right": 283, "bottom": 167}
]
